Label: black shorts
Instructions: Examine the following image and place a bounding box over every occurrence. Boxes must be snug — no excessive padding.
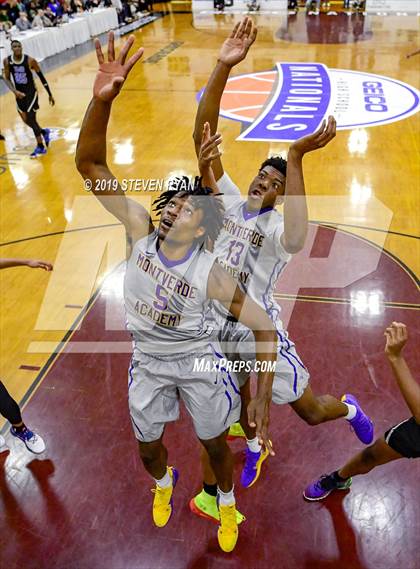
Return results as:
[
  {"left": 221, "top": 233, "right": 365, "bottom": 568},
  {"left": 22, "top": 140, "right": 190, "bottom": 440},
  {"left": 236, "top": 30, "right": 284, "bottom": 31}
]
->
[
  {"left": 384, "top": 417, "right": 420, "bottom": 459},
  {"left": 17, "top": 91, "right": 39, "bottom": 113}
]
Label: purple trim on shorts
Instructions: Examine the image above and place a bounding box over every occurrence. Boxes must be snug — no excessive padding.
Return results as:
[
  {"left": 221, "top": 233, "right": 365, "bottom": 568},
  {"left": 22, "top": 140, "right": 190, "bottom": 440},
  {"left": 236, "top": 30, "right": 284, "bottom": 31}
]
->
[
  {"left": 128, "top": 361, "right": 135, "bottom": 389},
  {"left": 242, "top": 203, "right": 274, "bottom": 221},
  {"left": 157, "top": 244, "right": 197, "bottom": 268}
]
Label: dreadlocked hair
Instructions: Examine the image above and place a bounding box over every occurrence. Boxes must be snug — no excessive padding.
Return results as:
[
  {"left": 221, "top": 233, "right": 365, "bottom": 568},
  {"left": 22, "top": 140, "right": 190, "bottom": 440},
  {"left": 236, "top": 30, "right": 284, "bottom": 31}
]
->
[
  {"left": 152, "top": 176, "right": 225, "bottom": 244},
  {"left": 260, "top": 156, "right": 287, "bottom": 177}
]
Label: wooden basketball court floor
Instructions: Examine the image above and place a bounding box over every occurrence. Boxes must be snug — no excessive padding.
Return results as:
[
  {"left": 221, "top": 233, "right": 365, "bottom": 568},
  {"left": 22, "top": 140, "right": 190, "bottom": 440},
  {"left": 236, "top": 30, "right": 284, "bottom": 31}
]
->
[{"left": 0, "top": 8, "right": 419, "bottom": 569}]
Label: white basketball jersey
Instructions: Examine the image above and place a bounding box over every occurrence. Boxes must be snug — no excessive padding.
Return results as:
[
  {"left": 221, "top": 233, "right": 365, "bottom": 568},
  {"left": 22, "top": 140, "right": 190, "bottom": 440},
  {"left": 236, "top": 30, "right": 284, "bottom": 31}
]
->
[
  {"left": 124, "top": 230, "right": 217, "bottom": 356},
  {"left": 214, "top": 172, "right": 291, "bottom": 323}
]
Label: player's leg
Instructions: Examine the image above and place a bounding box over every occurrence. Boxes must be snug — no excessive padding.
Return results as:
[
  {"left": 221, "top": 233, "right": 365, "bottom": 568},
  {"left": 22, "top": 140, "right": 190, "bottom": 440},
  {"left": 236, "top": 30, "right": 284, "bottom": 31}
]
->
[
  {"left": 274, "top": 337, "right": 374, "bottom": 444},
  {"left": 25, "top": 110, "right": 47, "bottom": 157},
  {"left": 291, "top": 385, "right": 374, "bottom": 443},
  {"left": 194, "top": 446, "right": 245, "bottom": 525},
  {"left": 303, "top": 437, "right": 403, "bottom": 500},
  {"left": 224, "top": 322, "right": 270, "bottom": 488},
  {"left": 304, "top": 417, "right": 420, "bottom": 500},
  {"left": 128, "top": 358, "right": 179, "bottom": 528},
  {"left": 0, "top": 380, "right": 45, "bottom": 453},
  {"left": 182, "top": 351, "right": 241, "bottom": 552}
]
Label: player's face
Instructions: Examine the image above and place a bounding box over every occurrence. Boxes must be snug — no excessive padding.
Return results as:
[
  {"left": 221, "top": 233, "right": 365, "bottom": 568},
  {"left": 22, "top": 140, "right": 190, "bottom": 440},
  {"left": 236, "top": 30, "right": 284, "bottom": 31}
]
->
[
  {"left": 158, "top": 195, "right": 205, "bottom": 244},
  {"left": 247, "top": 166, "right": 286, "bottom": 211},
  {"left": 11, "top": 43, "right": 22, "bottom": 58}
]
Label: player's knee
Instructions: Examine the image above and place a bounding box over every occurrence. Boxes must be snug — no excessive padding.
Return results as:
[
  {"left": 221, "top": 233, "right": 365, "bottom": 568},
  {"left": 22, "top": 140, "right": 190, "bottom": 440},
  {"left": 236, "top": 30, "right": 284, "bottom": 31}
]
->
[{"left": 201, "top": 436, "right": 228, "bottom": 461}]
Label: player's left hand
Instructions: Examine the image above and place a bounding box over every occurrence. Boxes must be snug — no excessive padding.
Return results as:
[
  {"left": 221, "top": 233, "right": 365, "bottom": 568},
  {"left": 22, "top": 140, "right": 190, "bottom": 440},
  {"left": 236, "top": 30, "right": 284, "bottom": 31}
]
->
[
  {"left": 289, "top": 115, "right": 336, "bottom": 158},
  {"left": 49, "top": 95, "right": 55, "bottom": 106},
  {"left": 218, "top": 17, "right": 257, "bottom": 68},
  {"left": 26, "top": 260, "right": 53, "bottom": 271},
  {"left": 247, "top": 395, "right": 275, "bottom": 456},
  {"left": 93, "top": 31, "right": 144, "bottom": 102}
]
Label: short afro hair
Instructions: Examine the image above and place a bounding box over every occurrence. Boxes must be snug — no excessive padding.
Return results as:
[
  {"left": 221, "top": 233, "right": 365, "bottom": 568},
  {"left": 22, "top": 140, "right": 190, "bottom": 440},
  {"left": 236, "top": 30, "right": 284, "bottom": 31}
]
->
[
  {"left": 259, "top": 156, "right": 287, "bottom": 178},
  {"left": 152, "top": 176, "right": 225, "bottom": 245}
]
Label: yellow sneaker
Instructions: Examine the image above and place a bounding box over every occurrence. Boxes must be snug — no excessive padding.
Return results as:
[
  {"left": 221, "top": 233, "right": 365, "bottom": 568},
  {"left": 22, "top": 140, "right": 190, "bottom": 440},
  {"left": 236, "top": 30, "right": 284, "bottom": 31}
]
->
[
  {"left": 151, "top": 467, "right": 178, "bottom": 527},
  {"left": 217, "top": 502, "right": 239, "bottom": 553},
  {"left": 227, "top": 422, "right": 246, "bottom": 440}
]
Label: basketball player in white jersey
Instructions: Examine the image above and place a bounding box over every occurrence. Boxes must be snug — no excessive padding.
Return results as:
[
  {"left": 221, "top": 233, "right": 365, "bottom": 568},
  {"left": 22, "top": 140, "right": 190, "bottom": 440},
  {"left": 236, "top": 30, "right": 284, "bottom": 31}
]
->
[
  {"left": 190, "top": 18, "right": 374, "bottom": 521},
  {"left": 76, "top": 32, "right": 278, "bottom": 553}
]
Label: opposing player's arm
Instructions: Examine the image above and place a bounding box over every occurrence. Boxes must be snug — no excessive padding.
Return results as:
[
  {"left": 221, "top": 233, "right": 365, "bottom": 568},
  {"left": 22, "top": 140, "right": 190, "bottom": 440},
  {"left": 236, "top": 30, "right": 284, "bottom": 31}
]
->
[
  {"left": 385, "top": 323, "right": 420, "bottom": 424},
  {"left": 76, "top": 33, "right": 153, "bottom": 246},
  {"left": 207, "top": 261, "right": 277, "bottom": 454},
  {"left": 0, "top": 258, "right": 53, "bottom": 271},
  {"left": 280, "top": 116, "right": 336, "bottom": 254},
  {"left": 29, "top": 57, "right": 55, "bottom": 105},
  {"left": 193, "top": 17, "right": 257, "bottom": 181}
]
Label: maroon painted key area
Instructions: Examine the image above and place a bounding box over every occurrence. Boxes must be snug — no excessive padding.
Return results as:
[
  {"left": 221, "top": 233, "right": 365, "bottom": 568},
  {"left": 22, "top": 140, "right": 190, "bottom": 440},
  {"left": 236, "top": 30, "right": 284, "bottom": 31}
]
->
[{"left": 1, "top": 228, "right": 419, "bottom": 569}]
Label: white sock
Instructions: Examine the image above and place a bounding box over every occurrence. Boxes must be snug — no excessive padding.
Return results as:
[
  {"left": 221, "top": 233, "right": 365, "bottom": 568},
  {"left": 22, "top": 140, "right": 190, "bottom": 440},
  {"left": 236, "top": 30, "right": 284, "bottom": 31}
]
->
[
  {"left": 217, "top": 486, "right": 235, "bottom": 506},
  {"left": 246, "top": 437, "right": 262, "bottom": 453},
  {"left": 154, "top": 469, "right": 172, "bottom": 488},
  {"left": 344, "top": 403, "right": 357, "bottom": 421}
]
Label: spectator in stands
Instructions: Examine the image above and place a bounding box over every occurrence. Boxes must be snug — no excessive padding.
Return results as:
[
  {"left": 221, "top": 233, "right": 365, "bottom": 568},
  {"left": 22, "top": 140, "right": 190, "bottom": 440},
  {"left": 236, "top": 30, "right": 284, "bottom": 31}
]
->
[
  {"left": 48, "top": 0, "right": 62, "bottom": 17},
  {"left": 44, "top": 6, "right": 58, "bottom": 25},
  {"left": 0, "top": 6, "right": 12, "bottom": 31},
  {"left": 31, "top": 8, "right": 53, "bottom": 28},
  {"left": 26, "top": 1, "right": 39, "bottom": 22},
  {"left": 15, "top": 10, "right": 31, "bottom": 31},
  {"left": 7, "top": 0, "right": 21, "bottom": 25}
]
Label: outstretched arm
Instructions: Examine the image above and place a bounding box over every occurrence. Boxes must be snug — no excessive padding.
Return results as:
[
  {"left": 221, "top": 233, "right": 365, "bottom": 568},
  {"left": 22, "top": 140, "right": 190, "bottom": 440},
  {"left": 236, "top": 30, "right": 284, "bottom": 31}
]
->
[
  {"left": 193, "top": 17, "right": 257, "bottom": 181},
  {"left": 208, "top": 262, "right": 277, "bottom": 454},
  {"left": 0, "top": 258, "right": 53, "bottom": 271},
  {"left": 384, "top": 322, "right": 420, "bottom": 423},
  {"left": 76, "top": 32, "right": 153, "bottom": 247},
  {"left": 280, "top": 116, "right": 336, "bottom": 254}
]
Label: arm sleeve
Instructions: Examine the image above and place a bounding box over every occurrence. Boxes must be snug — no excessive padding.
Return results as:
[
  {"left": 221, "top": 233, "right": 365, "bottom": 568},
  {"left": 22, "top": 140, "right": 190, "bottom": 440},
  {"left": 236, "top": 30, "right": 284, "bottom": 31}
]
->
[{"left": 36, "top": 70, "right": 52, "bottom": 97}]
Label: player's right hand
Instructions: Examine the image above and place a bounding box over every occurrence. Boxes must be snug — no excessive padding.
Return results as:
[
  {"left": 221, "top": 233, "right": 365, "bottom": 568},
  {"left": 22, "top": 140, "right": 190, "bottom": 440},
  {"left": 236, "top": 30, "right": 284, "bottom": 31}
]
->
[
  {"left": 198, "top": 122, "right": 222, "bottom": 173},
  {"left": 15, "top": 91, "right": 25, "bottom": 99},
  {"left": 218, "top": 17, "right": 257, "bottom": 68},
  {"left": 93, "top": 32, "right": 144, "bottom": 102},
  {"left": 385, "top": 322, "right": 408, "bottom": 359}
]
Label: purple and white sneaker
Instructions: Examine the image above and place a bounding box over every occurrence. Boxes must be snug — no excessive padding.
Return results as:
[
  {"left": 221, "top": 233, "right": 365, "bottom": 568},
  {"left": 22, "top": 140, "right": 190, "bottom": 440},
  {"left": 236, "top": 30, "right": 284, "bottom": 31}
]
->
[
  {"left": 10, "top": 426, "right": 46, "bottom": 453},
  {"left": 240, "top": 446, "right": 269, "bottom": 488},
  {"left": 303, "top": 473, "right": 352, "bottom": 501},
  {"left": 342, "top": 393, "right": 374, "bottom": 444}
]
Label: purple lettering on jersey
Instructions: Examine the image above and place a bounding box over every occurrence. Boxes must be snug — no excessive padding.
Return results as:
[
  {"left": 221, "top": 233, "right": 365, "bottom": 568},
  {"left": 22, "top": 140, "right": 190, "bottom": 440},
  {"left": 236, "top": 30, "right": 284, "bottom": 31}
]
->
[{"left": 153, "top": 284, "right": 168, "bottom": 310}]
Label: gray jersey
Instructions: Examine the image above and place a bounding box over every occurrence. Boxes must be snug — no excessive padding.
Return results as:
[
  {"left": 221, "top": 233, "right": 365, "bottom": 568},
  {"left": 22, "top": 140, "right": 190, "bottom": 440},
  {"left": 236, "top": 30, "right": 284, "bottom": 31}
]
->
[
  {"left": 124, "top": 230, "right": 217, "bottom": 356},
  {"left": 214, "top": 172, "right": 291, "bottom": 325}
]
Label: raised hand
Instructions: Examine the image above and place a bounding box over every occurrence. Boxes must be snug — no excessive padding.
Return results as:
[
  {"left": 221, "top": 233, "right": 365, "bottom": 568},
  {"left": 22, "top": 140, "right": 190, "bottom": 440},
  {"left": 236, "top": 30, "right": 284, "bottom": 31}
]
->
[
  {"left": 198, "top": 122, "right": 222, "bottom": 173},
  {"left": 93, "top": 32, "right": 144, "bottom": 102},
  {"left": 385, "top": 322, "right": 408, "bottom": 359},
  {"left": 26, "top": 260, "right": 53, "bottom": 271},
  {"left": 218, "top": 17, "right": 257, "bottom": 68},
  {"left": 289, "top": 116, "right": 337, "bottom": 158}
]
